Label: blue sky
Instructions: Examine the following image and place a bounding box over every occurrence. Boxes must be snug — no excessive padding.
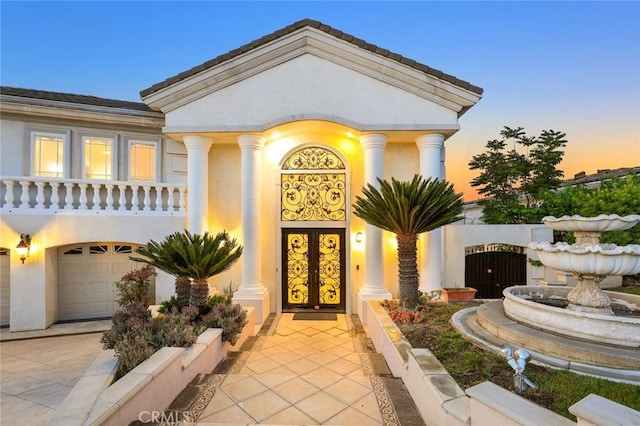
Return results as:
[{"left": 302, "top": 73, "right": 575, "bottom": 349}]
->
[{"left": 2, "top": 1, "right": 639, "bottom": 199}]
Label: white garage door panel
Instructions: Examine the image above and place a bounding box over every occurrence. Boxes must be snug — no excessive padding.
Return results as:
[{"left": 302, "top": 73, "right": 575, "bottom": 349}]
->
[
  {"left": 58, "top": 243, "right": 143, "bottom": 321},
  {"left": 1, "top": 251, "right": 10, "bottom": 326}
]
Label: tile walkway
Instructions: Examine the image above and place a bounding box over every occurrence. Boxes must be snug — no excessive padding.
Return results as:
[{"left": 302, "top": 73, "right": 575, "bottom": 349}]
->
[{"left": 182, "top": 314, "right": 422, "bottom": 425}]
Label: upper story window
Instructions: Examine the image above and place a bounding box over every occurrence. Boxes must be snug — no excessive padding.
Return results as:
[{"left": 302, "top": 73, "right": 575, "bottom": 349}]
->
[
  {"left": 83, "top": 136, "right": 113, "bottom": 180},
  {"left": 129, "top": 141, "right": 157, "bottom": 181},
  {"left": 32, "top": 132, "right": 66, "bottom": 178}
]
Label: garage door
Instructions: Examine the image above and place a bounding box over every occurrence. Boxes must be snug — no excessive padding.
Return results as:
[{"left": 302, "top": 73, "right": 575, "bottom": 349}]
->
[
  {"left": 1, "top": 249, "right": 9, "bottom": 326},
  {"left": 58, "top": 243, "right": 149, "bottom": 321}
]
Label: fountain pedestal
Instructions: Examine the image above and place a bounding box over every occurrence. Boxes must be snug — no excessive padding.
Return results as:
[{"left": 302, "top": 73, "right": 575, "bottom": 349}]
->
[{"left": 567, "top": 274, "right": 612, "bottom": 315}]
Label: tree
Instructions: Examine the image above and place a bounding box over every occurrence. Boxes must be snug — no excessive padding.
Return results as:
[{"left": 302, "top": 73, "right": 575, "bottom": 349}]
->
[
  {"left": 538, "top": 175, "right": 640, "bottom": 285},
  {"left": 468, "top": 126, "right": 567, "bottom": 224},
  {"left": 538, "top": 175, "right": 640, "bottom": 245},
  {"left": 353, "top": 175, "right": 464, "bottom": 308},
  {"left": 131, "top": 230, "right": 243, "bottom": 307}
]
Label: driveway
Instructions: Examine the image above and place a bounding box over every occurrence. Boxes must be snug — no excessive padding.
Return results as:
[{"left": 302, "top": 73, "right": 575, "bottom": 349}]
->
[{"left": 1, "top": 333, "right": 104, "bottom": 425}]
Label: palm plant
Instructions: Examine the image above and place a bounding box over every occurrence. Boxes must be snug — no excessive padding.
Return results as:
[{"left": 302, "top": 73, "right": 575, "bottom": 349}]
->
[
  {"left": 171, "top": 231, "right": 243, "bottom": 307},
  {"left": 131, "top": 230, "right": 243, "bottom": 308},
  {"left": 353, "top": 175, "right": 464, "bottom": 308},
  {"left": 130, "top": 232, "right": 191, "bottom": 307}
]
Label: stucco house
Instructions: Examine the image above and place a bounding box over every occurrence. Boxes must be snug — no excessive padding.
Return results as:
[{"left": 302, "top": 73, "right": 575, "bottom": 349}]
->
[{"left": 1, "top": 19, "right": 492, "bottom": 332}]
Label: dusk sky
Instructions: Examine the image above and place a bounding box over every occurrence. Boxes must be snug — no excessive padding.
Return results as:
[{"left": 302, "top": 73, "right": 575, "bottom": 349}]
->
[{"left": 2, "top": 1, "right": 639, "bottom": 200}]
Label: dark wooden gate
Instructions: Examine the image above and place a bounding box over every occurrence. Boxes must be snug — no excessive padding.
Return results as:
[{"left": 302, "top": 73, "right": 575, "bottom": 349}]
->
[{"left": 465, "top": 251, "right": 526, "bottom": 298}]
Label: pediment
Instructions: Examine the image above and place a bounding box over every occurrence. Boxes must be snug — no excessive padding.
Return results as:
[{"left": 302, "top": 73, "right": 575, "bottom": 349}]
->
[{"left": 141, "top": 20, "right": 482, "bottom": 131}]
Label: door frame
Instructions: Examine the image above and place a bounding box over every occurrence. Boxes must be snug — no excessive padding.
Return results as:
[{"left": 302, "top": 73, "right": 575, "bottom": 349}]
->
[{"left": 281, "top": 228, "right": 346, "bottom": 312}]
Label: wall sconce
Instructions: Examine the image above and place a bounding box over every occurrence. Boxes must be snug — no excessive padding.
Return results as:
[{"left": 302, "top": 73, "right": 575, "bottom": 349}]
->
[
  {"left": 355, "top": 232, "right": 364, "bottom": 244},
  {"left": 16, "top": 234, "right": 31, "bottom": 264}
]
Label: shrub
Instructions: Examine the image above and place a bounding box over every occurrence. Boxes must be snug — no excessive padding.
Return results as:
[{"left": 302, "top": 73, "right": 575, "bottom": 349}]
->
[
  {"left": 115, "top": 266, "right": 156, "bottom": 307},
  {"left": 199, "top": 302, "right": 248, "bottom": 345},
  {"left": 101, "top": 301, "right": 198, "bottom": 377}
]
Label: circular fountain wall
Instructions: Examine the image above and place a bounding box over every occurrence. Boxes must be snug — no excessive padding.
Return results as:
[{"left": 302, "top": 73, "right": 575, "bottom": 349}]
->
[{"left": 503, "top": 286, "right": 640, "bottom": 347}]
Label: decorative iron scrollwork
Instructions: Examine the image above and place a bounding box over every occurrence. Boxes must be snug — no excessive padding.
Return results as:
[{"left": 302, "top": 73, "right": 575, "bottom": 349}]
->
[
  {"left": 319, "top": 233, "right": 340, "bottom": 305},
  {"left": 286, "top": 233, "right": 309, "bottom": 304},
  {"left": 281, "top": 174, "right": 346, "bottom": 221},
  {"left": 282, "top": 146, "right": 345, "bottom": 170}
]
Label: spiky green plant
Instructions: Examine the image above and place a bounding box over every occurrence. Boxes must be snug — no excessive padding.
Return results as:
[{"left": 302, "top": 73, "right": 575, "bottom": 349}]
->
[
  {"left": 130, "top": 232, "right": 192, "bottom": 306},
  {"left": 353, "top": 175, "right": 463, "bottom": 308},
  {"left": 131, "top": 230, "right": 243, "bottom": 307}
]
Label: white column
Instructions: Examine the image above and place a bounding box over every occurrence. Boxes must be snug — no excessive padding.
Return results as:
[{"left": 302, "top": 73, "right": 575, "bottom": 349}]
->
[
  {"left": 233, "top": 135, "right": 270, "bottom": 323},
  {"left": 416, "top": 133, "right": 445, "bottom": 292},
  {"left": 183, "top": 135, "right": 213, "bottom": 234},
  {"left": 357, "top": 134, "right": 391, "bottom": 322}
]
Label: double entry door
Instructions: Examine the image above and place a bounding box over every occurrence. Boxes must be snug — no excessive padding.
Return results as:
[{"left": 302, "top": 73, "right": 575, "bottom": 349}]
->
[{"left": 282, "top": 229, "right": 346, "bottom": 312}]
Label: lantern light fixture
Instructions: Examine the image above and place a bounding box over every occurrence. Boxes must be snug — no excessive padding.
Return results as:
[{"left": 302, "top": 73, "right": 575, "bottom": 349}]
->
[
  {"left": 16, "top": 234, "right": 31, "bottom": 264},
  {"left": 355, "top": 232, "right": 364, "bottom": 244}
]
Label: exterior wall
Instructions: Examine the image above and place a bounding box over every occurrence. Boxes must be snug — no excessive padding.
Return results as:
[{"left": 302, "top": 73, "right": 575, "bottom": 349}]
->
[{"left": 443, "top": 224, "right": 553, "bottom": 288}]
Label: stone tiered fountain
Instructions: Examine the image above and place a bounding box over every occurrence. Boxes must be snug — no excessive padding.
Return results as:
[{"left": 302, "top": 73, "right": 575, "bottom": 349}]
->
[{"left": 503, "top": 214, "right": 640, "bottom": 348}]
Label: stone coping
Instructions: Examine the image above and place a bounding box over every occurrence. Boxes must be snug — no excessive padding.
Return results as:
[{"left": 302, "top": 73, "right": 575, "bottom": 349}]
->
[{"left": 49, "top": 307, "right": 255, "bottom": 426}]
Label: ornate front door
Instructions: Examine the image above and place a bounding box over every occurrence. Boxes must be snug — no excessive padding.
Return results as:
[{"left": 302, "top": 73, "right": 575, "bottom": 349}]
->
[{"left": 282, "top": 229, "right": 345, "bottom": 312}]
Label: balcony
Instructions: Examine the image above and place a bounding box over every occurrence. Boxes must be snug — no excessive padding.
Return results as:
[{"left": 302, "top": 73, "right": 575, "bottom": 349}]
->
[{"left": 0, "top": 176, "right": 186, "bottom": 215}]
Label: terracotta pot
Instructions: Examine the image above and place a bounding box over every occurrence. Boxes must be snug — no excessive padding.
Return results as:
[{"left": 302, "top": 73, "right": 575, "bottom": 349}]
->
[{"left": 442, "top": 288, "right": 477, "bottom": 302}]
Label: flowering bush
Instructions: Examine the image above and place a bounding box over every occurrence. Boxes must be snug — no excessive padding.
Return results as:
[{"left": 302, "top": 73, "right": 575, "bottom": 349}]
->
[
  {"left": 115, "top": 265, "right": 156, "bottom": 307},
  {"left": 101, "top": 301, "right": 198, "bottom": 378},
  {"left": 199, "top": 302, "right": 248, "bottom": 345}
]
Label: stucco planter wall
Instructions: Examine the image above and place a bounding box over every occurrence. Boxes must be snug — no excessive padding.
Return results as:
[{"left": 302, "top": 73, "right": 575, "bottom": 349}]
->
[
  {"left": 364, "top": 300, "right": 638, "bottom": 426},
  {"left": 50, "top": 308, "right": 255, "bottom": 426}
]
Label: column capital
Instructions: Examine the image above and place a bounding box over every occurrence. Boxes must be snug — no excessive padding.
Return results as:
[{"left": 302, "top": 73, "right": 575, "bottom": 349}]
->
[
  {"left": 183, "top": 135, "right": 213, "bottom": 151},
  {"left": 238, "top": 135, "right": 265, "bottom": 151},
  {"left": 416, "top": 133, "right": 445, "bottom": 151},
  {"left": 359, "top": 133, "right": 387, "bottom": 150}
]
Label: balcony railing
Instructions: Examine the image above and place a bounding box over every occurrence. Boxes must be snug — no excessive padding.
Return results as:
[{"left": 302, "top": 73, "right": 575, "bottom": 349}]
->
[{"left": 0, "top": 176, "right": 186, "bottom": 214}]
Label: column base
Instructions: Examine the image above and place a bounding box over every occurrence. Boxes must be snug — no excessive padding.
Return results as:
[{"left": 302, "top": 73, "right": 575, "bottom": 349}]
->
[
  {"left": 233, "top": 287, "right": 270, "bottom": 325},
  {"left": 357, "top": 288, "right": 392, "bottom": 325}
]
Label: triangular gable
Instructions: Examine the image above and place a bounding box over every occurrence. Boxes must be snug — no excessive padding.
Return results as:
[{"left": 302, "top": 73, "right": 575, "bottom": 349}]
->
[{"left": 141, "top": 19, "right": 482, "bottom": 118}]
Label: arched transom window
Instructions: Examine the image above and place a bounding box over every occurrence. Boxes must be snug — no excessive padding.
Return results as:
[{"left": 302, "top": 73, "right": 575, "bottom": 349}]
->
[{"left": 281, "top": 146, "right": 346, "bottom": 221}]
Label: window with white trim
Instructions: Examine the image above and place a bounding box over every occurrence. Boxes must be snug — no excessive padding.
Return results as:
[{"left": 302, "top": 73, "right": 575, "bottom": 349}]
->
[
  {"left": 129, "top": 141, "right": 157, "bottom": 181},
  {"left": 83, "top": 136, "right": 114, "bottom": 179},
  {"left": 32, "top": 132, "right": 66, "bottom": 177}
]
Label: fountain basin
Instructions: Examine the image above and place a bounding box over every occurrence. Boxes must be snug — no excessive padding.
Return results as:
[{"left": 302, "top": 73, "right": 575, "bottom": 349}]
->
[
  {"left": 503, "top": 286, "right": 640, "bottom": 348},
  {"left": 542, "top": 214, "right": 640, "bottom": 232},
  {"left": 529, "top": 242, "right": 640, "bottom": 276}
]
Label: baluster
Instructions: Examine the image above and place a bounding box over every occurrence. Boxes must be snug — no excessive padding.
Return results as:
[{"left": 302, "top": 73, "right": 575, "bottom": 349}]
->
[
  {"left": 64, "top": 182, "right": 74, "bottom": 210},
  {"left": 78, "top": 183, "right": 89, "bottom": 210},
  {"left": 135, "top": 185, "right": 143, "bottom": 211},
  {"left": 118, "top": 184, "right": 127, "bottom": 211},
  {"left": 143, "top": 186, "right": 151, "bottom": 211},
  {"left": 4, "top": 181, "right": 15, "bottom": 209},
  {"left": 50, "top": 181, "right": 60, "bottom": 210},
  {"left": 178, "top": 187, "right": 186, "bottom": 213},
  {"left": 19, "top": 180, "right": 30, "bottom": 209},
  {"left": 92, "top": 183, "right": 101, "bottom": 210},
  {"left": 105, "top": 184, "right": 115, "bottom": 210},
  {"left": 35, "top": 181, "right": 46, "bottom": 209},
  {"left": 160, "top": 186, "right": 167, "bottom": 212}
]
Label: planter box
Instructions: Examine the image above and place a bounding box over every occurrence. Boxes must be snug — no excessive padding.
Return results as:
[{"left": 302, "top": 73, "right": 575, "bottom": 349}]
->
[
  {"left": 51, "top": 307, "right": 255, "bottom": 426},
  {"left": 442, "top": 288, "right": 477, "bottom": 302}
]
